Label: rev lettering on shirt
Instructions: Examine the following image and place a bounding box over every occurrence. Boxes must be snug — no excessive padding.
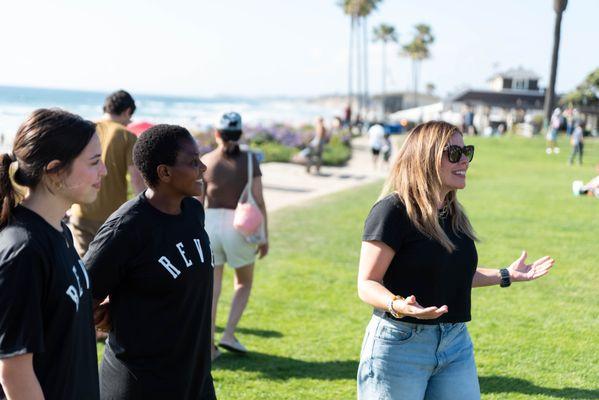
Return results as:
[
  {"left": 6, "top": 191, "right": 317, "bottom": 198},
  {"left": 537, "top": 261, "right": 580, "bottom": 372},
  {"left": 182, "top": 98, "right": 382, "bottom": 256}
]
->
[
  {"left": 158, "top": 256, "right": 181, "bottom": 279},
  {"left": 193, "top": 239, "right": 205, "bottom": 263},
  {"left": 66, "top": 286, "right": 80, "bottom": 311},
  {"left": 159, "top": 239, "right": 209, "bottom": 279},
  {"left": 72, "top": 266, "right": 83, "bottom": 296},
  {"left": 177, "top": 242, "right": 193, "bottom": 267},
  {"left": 66, "top": 261, "right": 88, "bottom": 310},
  {"left": 78, "top": 260, "right": 90, "bottom": 289}
]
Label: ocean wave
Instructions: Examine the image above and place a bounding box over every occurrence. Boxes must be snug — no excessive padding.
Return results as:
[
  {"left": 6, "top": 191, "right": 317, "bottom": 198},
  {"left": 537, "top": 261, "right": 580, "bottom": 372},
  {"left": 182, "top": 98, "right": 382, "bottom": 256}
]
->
[{"left": 0, "top": 87, "right": 341, "bottom": 144}]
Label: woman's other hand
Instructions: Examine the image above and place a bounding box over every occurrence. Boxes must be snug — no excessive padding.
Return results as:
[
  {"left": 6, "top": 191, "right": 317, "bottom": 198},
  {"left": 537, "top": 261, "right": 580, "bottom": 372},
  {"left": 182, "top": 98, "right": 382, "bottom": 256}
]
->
[
  {"left": 508, "top": 251, "right": 554, "bottom": 282},
  {"left": 93, "top": 297, "right": 111, "bottom": 332},
  {"left": 395, "top": 295, "right": 448, "bottom": 320},
  {"left": 256, "top": 242, "right": 269, "bottom": 259}
]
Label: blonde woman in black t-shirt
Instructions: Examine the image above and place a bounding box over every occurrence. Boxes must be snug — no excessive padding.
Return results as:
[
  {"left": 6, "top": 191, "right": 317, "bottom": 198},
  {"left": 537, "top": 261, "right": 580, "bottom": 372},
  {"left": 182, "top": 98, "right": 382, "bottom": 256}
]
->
[
  {"left": 357, "top": 121, "right": 555, "bottom": 400},
  {"left": 0, "top": 109, "right": 106, "bottom": 400}
]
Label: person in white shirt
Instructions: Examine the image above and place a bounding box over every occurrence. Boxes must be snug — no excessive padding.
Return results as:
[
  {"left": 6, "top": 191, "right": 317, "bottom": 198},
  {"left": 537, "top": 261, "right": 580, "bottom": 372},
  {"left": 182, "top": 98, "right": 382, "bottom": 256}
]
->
[{"left": 368, "top": 123, "right": 386, "bottom": 169}]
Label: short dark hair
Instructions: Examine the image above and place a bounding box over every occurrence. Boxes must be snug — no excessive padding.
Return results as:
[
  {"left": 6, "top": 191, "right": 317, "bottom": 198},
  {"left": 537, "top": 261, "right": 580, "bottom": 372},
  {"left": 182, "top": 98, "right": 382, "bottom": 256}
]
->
[
  {"left": 103, "top": 90, "right": 136, "bottom": 115},
  {"left": 0, "top": 109, "right": 96, "bottom": 226},
  {"left": 133, "top": 124, "right": 194, "bottom": 187}
]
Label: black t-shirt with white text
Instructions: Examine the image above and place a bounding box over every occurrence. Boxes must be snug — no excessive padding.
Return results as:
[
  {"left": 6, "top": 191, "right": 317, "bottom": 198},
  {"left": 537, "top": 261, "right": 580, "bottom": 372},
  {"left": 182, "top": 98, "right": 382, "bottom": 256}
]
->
[
  {"left": 363, "top": 193, "right": 478, "bottom": 324},
  {"left": 0, "top": 206, "right": 99, "bottom": 400},
  {"left": 85, "top": 193, "right": 216, "bottom": 400}
]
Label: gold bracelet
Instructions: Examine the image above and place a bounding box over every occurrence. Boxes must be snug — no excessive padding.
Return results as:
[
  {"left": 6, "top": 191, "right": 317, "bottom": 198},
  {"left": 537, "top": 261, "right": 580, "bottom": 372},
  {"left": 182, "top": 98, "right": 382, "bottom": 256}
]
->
[{"left": 387, "top": 295, "right": 405, "bottom": 319}]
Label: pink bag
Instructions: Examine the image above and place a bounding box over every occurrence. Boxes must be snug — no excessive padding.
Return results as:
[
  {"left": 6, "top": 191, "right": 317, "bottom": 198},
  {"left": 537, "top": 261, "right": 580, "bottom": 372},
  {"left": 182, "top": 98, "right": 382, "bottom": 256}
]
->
[
  {"left": 233, "top": 152, "right": 264, "bottom": 238},
  {"left": 233, "top": 202, "right": 263, "bottom": 236}
]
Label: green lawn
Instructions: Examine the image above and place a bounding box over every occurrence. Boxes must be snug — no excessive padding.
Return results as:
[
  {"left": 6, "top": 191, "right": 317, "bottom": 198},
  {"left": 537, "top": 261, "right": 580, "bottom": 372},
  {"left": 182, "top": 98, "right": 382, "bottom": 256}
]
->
[{"left": 99, "top": 134, "right": 599, "bottom": 399}]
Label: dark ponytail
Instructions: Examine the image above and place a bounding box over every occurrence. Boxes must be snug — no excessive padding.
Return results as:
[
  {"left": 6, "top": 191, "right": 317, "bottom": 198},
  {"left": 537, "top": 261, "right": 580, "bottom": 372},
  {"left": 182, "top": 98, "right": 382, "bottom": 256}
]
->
[
  {"left": 222, "top": 142, "right": 241, "bottom": 157},
  {"left": 218, "top": 129, "right": 242, "bottom": 157},
  {"left": 0, "top": 153, "right": 18, "bottom": 227},
  {"left": 0, "top": 108, "right": 96, "bottom": 227}
]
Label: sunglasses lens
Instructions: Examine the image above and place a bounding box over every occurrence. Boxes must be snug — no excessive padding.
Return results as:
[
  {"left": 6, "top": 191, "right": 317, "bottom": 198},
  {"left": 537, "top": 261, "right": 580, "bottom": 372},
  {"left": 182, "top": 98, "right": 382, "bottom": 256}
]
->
[
  {"left": 446, "top": 145, "right": 474, "bottom": 163},
  {"left": 448, "top": 146, "right": 461, "bottom": 163},
  {"left": 464, "top": 146, "right": 474, "bottom": 161}
]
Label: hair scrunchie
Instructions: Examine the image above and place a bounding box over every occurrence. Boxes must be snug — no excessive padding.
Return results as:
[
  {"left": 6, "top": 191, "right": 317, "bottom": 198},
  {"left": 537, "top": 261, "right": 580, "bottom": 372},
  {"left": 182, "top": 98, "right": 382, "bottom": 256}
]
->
[{"left": 8, "top": 153, "right": 19, "bottom": 173}]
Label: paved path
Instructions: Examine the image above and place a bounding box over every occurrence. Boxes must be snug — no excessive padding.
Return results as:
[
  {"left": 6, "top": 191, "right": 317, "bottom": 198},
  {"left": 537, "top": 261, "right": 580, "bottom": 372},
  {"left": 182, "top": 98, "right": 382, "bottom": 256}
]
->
[{"left": 261, "top": 135, "right": 402, "bottom": 212}]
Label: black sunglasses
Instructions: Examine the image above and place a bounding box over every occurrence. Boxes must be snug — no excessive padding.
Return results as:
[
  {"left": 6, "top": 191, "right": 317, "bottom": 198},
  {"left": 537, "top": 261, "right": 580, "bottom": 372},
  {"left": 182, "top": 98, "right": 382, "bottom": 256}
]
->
[{"left": 444, "top": 145, "right": 475, "bottom": 163}]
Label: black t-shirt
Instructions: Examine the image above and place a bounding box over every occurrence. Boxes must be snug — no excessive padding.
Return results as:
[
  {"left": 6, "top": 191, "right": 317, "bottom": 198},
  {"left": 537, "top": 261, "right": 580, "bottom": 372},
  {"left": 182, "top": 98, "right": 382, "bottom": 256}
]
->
[
  {"left": 0, "top": 206, "right": 99, "bottom": 400},
  {"left": 363, "top": 193, "right": 478, "bottom": 324},
  {"left": 85, "top": 193, "right": 216, "bottom": 400}
]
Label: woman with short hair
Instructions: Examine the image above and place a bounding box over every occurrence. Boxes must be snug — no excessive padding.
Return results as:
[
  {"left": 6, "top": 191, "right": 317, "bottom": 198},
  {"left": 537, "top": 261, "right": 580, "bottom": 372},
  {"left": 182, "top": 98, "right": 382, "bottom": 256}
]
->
[
  {"left": 86, "top": 124, "right": 216, "bottom": 400},
  {"left": 357, "top": 121, "right": 554, "bottom": 400}
]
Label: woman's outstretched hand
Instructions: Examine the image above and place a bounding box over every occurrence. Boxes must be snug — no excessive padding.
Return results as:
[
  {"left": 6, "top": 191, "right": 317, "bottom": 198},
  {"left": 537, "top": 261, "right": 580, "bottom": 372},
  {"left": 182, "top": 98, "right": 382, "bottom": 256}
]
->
[
  {"left": 395, "top": 295, "right": 448, "bottom": 320},
  {"left": 508, "top": 251, "right": 555, "bottom": 282}
]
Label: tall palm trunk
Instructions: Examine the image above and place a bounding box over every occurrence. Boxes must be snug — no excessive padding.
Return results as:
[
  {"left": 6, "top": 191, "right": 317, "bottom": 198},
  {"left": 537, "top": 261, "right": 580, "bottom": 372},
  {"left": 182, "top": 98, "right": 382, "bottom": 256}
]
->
[
  {"left": 543, "top": 0, "right": 568, "bottom": 128},
  {"left": 348, "top": 16, "right": 354, "bottom": 111},
  {"left": 363, "top": 16, "right": 369, "bottom": 118},
  {"left": 381, "top": 40, "right": 386, "bottom": 102},
  {"left": 355, "top": 17, "right": 363, "bottom": 118},
  {"left": 412, "top": 59, "right": 419, "bottom": 109},
  {"left": 415, "top": 60, "right": 422, "bottom": 121}
]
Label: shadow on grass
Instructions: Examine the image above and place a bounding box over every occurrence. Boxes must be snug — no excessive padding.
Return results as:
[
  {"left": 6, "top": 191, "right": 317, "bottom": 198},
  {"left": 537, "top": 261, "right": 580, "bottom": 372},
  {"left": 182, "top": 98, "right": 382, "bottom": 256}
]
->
[
  {"left": 480, "top": 376, "right": 599, "bottom": 399},
  {"left": 213, "top": 351, "right": 357, "bottom": 380},
  {"left": 214, "top": 326, "right": 283, "bottom": 338}
]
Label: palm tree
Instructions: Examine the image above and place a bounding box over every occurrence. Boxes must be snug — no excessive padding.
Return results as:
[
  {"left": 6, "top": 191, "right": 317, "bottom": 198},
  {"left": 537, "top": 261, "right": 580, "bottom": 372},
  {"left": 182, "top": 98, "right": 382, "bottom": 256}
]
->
[
  {"left": 543, "top": 0, "right": 568, "bottom": 129},
  {"left": 373, "top": 23, "right": 398, "bottom": 107},
  {"left": 401, "top": 24, "right": 434, "bottom": 110},
  {"left": 340, "top": 0, "right": 360, "bottom": 115},
  {"left": 358, "top": 0, "right": 381, "bottom": 119},
  {"left": 340, "top": 0, "right": 382, "bottom": 120}
]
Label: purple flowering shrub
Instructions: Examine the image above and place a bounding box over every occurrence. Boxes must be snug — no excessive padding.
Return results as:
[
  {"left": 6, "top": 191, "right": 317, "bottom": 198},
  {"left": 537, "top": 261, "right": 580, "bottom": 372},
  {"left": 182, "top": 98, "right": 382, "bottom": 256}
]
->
[
  {"left": 190, "top": 124, "right": 351, "bottom": 164},
  {"left": 244, "top": 124, "right": 310, "bottom": 148}
]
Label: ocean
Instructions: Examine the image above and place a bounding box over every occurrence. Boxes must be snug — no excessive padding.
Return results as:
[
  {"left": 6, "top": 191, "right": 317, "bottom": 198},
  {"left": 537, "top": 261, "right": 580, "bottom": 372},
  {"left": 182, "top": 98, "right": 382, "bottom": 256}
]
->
[{"left": 0, "top": 86, "right": 340, "bottom": 151}]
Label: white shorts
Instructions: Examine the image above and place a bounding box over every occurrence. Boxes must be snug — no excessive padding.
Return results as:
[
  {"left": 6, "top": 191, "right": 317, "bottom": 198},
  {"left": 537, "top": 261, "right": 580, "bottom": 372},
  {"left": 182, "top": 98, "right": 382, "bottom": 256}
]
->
[{"left": 205, "top": 208, "right": 256, "bottom": 268}]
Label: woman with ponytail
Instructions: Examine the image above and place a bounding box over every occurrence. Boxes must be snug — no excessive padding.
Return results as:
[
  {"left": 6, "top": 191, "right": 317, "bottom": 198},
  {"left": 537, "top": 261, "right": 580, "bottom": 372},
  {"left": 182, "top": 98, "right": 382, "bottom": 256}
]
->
[
  {"left": 356, "top": 121, "right": 555, "bottom": 400},
  {"left": 0, "top": 109, "right": 106, "bottom": 400},
  {"left": 201, "top": 112, "right": 268, "bottom": 360}
]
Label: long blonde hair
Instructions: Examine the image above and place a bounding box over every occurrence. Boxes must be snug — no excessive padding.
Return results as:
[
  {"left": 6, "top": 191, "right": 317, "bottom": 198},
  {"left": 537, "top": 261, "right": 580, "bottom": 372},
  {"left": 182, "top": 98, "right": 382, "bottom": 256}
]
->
[{"left": 380, "top": 121, "right": 477, "bottom": 252}]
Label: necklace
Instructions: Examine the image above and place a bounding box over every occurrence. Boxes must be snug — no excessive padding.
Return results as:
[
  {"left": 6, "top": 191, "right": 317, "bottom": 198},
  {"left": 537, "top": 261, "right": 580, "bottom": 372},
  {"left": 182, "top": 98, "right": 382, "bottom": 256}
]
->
[{"left": 438, "top": 203, "right": 449, "bottom": 219}]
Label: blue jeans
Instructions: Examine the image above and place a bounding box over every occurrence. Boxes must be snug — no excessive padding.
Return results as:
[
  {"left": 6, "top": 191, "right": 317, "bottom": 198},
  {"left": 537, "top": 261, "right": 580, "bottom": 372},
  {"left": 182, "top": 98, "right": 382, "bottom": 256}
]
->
[{"left": 357, "top": 312, "right": 480, "bottom": 400}]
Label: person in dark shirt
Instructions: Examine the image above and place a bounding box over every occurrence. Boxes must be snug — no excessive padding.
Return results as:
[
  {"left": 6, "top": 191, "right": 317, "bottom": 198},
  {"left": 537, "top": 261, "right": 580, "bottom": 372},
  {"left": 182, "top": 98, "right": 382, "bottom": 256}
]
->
[
  {"left": 356, "top": 121, "right": 555, "bottom": 400},
  {"left": 0, "top": 109, "right": 105, "bottom": 400},
  {"left": 85, "top": 124, "right": 216, "bottom": 400}
]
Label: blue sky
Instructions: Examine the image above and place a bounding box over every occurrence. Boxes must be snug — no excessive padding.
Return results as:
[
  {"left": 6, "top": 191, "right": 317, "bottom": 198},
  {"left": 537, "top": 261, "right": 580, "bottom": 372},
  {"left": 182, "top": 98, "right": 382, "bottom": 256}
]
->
[{"left": 0, "top": 0, "right": 597, "bottom": 97}]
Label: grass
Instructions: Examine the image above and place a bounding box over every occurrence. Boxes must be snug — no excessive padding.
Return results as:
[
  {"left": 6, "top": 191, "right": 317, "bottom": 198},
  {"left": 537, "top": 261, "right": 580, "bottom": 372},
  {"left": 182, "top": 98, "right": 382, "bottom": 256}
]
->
[{"left": 100, "top": 134, "right": 599, "bottom": 399}]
